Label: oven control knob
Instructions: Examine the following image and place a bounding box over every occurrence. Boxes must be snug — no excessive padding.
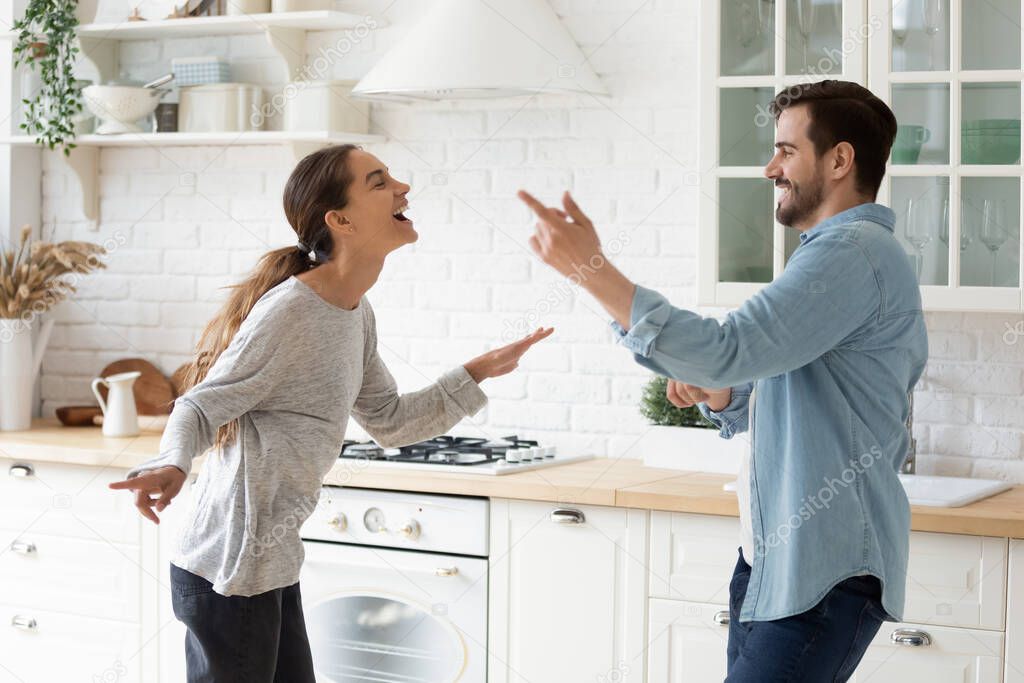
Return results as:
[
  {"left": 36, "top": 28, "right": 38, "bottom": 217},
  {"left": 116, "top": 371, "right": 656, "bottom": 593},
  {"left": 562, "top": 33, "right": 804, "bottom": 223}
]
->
[
  {"left": 327, "top": 513, "right": 347, "bottom": 532},
  {"left": 398, "top": 519, "right": 421, "bottom": 540}
]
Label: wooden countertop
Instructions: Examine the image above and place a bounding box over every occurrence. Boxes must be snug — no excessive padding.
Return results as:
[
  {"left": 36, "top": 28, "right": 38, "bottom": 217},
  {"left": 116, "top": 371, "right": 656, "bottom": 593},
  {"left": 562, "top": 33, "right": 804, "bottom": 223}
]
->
[{"left": 5, "top": 419, "right": 1024, "bottom": 538}]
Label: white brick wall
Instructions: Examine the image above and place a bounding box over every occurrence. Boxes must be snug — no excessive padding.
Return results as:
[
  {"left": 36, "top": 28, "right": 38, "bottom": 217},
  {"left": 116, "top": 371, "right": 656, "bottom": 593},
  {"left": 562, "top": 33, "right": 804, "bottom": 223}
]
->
[{"left": 35, "top": 0, "right": 1024, "bottom": 479}]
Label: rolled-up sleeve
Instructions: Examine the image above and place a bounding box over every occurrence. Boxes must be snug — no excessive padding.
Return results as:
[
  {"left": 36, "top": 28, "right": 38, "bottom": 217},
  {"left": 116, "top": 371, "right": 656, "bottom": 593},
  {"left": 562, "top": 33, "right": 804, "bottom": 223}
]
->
[
  {"left": 610, "top": 232, "right": 881, "bottom": 388},
  {"left": 697, "top": 383, "right": 753, "bottom": 438}
]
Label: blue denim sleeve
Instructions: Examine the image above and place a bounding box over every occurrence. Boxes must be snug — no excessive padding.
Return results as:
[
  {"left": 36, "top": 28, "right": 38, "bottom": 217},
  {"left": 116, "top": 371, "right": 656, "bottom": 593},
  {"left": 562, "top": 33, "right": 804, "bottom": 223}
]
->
[
  {"left": 696, "top": 382, "right": 753, "bottom": 438},
  {"left": 609, "top": 232, "right": 880, "bottom": 387}
]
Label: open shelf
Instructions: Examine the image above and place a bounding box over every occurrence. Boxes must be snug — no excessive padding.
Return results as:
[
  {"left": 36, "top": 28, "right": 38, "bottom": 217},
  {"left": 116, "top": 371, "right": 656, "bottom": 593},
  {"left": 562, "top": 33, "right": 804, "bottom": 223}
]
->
[
  {"left": 74, "top": 10, "right": 373, "bottom": 40},
  {"left": 2, "top": 130, "right": 383, "bottom": 147}
]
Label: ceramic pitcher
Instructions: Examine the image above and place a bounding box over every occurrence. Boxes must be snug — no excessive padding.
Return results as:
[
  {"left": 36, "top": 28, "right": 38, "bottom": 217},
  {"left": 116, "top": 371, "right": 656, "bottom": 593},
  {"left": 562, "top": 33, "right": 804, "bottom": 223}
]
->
[{"left": 91, "top": 371, "right": 140, "bottom": 437}]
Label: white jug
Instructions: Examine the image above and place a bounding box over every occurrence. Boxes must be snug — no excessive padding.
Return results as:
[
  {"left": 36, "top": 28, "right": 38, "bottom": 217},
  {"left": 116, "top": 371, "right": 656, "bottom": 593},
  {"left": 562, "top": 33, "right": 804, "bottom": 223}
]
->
[{"left": 91, "top": 371, "right": 141, "bottom": 437}]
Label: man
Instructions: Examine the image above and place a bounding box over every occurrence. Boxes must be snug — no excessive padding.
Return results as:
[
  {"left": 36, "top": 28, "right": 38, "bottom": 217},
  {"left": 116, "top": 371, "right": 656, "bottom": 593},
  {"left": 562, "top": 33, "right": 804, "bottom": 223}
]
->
[{"left": 519, "top": 80, "right": 928, "bottom": 681}]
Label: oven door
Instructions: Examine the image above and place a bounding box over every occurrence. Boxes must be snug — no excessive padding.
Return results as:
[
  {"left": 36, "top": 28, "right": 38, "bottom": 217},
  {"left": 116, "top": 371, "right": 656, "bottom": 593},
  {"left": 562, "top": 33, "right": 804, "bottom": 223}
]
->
[{"left": 300, "top": 540, "right": 488, "bottom": 683}]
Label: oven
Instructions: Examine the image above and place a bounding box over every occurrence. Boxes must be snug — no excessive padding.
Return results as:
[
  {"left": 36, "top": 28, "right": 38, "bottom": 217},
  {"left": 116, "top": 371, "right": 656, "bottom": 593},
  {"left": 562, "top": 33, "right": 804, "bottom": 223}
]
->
[{"left": 299, "top": 487, "right": 489, "bottom": 682}]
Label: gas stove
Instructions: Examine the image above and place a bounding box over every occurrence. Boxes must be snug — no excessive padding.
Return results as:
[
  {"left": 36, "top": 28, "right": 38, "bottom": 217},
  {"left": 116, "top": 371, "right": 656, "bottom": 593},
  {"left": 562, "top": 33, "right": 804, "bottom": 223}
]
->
[{"left": 338, "top": 435, "right": 592, "bottom": 475}]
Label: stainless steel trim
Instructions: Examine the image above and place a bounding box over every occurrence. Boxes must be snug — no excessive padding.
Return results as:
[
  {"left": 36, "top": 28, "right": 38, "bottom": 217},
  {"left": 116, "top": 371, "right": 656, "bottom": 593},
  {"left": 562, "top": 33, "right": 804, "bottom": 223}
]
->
[
  {"left": 11, "top": 615, "right": 37, "bottom": 631},
  {"left": 890, "top": 628, "right": 932, "bottom": 647},
  {"left": 8, "top": 463, "right": 33, "bottom": 478},
  {"left": 550, "top": 508, "right": 586, "bottom": 525},
  {"left": 10, "top": 540, "right": 36, "bottom": 555}
]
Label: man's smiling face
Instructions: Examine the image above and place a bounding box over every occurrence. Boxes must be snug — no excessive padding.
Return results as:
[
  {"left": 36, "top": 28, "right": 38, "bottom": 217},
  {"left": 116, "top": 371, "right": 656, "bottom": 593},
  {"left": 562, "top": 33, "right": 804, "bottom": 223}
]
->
[{"left": 763, "top": 105, "right": 827, "bottom": 230}]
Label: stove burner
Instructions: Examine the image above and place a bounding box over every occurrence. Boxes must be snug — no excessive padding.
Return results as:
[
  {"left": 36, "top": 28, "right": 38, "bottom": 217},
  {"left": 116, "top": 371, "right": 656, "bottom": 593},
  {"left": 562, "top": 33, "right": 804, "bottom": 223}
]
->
[{"left": 339, "top": 435, "right": 541, "bottom": 467}]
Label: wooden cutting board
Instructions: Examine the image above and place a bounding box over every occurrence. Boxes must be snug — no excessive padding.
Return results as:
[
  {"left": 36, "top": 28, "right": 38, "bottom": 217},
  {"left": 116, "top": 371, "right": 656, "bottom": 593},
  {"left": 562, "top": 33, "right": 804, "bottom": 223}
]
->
[{"left": 96, "top": 358, "right": 176, "bottom": 416}]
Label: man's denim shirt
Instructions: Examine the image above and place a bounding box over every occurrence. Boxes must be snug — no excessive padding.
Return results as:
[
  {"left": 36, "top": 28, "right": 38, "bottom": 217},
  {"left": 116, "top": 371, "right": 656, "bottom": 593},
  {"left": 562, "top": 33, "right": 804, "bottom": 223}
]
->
[{"left": 613, "top": 203, "right": 928, "bottom": 623}]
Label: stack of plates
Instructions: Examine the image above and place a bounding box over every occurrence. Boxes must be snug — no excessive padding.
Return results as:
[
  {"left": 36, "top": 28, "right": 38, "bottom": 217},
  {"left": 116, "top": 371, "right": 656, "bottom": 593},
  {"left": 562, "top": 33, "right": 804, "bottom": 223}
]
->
[{"left": 962, "top": 118, "right": 1021, "bottom": 164}]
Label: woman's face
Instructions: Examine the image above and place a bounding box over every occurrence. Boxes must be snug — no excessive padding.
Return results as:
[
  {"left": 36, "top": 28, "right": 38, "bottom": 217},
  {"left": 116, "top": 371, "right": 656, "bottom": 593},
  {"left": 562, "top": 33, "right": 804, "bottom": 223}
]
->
[{"left": 329, "top": 150, "right": 416, "bottom": 257}]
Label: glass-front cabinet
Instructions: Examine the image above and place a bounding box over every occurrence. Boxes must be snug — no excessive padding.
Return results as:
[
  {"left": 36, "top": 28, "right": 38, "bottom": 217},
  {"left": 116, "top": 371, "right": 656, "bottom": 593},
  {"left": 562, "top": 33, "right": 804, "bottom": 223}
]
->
[
  {"left": 700, "top": 0, "right": 1024, "bottom": 312},
  {"left": 870, "top": 0, "right": 1023, "bottom": 310}
]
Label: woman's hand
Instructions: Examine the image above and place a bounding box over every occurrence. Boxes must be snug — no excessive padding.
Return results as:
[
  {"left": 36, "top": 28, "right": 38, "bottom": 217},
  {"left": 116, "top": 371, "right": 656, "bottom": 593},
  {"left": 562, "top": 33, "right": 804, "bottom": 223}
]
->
[
  {"left": 666, "top": 380, "right": 732, "bottom": 412},
  {"left": 464, "top": 327, "right": 554, "bottom": 383},
  {"left": 108, "top": 466, "right": 186, "bottom": 525}
]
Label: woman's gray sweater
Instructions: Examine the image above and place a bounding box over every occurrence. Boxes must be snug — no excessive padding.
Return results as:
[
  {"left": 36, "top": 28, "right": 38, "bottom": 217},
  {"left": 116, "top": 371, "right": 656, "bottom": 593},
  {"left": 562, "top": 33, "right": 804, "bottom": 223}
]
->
[{"left": 127, "top": 276, "right": 487, "bottom": 596}]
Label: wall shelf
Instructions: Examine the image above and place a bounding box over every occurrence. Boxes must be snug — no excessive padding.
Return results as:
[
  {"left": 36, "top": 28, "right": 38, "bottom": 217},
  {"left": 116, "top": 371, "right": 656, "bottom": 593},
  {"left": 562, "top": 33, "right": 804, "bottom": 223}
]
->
[
  {"left": 75, "top": 10, "right": 372, "bottom": 40},
  {"left": 2, "top": 131, "right": 382, "bottom": 223}
]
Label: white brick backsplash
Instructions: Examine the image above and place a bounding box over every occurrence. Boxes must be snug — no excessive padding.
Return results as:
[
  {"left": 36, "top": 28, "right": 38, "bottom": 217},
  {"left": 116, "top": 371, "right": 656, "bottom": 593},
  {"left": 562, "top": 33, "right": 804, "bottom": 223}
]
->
[{"left": 30, "top": 1, "right": 1023, "bottom": 478}]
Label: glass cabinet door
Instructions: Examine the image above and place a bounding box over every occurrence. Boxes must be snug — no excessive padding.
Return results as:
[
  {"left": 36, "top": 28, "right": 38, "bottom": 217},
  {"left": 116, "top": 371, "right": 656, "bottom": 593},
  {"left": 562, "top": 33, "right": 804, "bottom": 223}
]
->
[
  {"left": 870, "top": 0, "right": 1024, "bottom": 310},
  {"left": 700, "top": 0, "right": 868, "bottom": 307}
]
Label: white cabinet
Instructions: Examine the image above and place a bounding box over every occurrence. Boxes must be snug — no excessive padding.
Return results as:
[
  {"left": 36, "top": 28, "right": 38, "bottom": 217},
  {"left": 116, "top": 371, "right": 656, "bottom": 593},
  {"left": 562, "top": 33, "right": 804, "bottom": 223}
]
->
[
  {"left": 699, "top": 0, "right": 1024, "bottom": 312},
  {"left": 852, "top": 621, "right": 1004, "bottom": 682},
  {"left": 647, "top": 511, "right": 1012, "bottom": 682},
  {"left": 1006, "top": 539, "right": 1024, "bottom": 683},
  {"left": 647, "top": 599, "right": 730, "bottom": 683},
  {"left": 487, "top": 499, "right": 649, "bottom": 683},
  {"left": 0, "top": 457, "right": 149, "bottom": 682}
]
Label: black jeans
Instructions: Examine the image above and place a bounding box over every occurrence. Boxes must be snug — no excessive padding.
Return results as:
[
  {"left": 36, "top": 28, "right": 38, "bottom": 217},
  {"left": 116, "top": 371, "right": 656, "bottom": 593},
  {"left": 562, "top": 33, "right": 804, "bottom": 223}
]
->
[
  {"left": 726, "top": 549, "right": 887, "bottom": 682},
  {"left": 170, "top": 563, "right": 316, "bottom": 683}
]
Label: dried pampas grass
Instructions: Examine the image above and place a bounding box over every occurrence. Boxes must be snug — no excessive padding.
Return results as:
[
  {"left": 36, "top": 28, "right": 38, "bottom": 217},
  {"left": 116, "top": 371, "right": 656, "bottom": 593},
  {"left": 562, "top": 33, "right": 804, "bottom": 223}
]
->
[{"left": 0, "top": 225, "right": 107, "bottom": 319}]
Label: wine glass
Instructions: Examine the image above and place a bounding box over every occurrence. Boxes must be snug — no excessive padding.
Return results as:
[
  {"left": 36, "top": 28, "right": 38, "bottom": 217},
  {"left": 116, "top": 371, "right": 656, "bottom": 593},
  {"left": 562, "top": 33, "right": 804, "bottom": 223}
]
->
[
  {"left": 904, "top": 197, "right": 933, "bottom": 282},
  {"left": 892, "top": 0, "right": 909, "bottom": 70},
  {"left": 795, "top": 0, "right": 816, "bottom": 72},
  {"left": 979, "top": 198, "right": 1009, "bottom": 285},
  {"left": 921, "top": 0, "right": 944, "bottom": 70},
  {"left": 939, "top": 198, "right": 975, "bottom": 252}
]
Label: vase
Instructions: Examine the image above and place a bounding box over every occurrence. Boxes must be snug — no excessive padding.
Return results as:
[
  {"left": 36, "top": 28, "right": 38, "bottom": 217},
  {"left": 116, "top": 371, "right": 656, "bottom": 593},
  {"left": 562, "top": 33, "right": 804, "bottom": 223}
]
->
[
  {"left": 638, "top": 424, "right": 750, "bottom": 474},
  {"left": 0, "top": 318, "right": 55, "bottom": 431}
]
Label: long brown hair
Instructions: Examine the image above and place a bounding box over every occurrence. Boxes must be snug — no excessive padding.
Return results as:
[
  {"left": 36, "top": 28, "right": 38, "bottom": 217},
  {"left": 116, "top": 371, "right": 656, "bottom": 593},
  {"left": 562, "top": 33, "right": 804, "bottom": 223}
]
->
[{"left": 177, "top": 144, "right": 359, "bottom": 450}]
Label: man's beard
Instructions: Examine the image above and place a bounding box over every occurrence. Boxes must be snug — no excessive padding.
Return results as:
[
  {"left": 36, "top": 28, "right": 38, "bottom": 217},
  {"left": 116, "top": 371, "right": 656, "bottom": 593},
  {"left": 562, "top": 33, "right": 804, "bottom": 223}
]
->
[{"left": 775, "top": 171, "right": 824, "bottom": 228}]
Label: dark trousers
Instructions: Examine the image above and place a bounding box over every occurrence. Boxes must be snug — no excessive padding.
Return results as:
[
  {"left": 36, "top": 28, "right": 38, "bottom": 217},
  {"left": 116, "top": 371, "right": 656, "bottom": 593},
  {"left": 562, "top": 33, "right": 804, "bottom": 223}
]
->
[
  {"left": 726, "top": 549, "right": 886, "bottom": 682},
  {"left": 170, "top": 563, "right": 316, "bottom": 683}
]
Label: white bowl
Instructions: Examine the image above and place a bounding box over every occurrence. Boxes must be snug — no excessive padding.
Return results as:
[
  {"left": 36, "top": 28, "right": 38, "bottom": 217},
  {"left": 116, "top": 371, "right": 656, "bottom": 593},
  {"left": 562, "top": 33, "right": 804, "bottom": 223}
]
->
[{"left": 82, "top": 85, "right": 165, "bottom": 134}]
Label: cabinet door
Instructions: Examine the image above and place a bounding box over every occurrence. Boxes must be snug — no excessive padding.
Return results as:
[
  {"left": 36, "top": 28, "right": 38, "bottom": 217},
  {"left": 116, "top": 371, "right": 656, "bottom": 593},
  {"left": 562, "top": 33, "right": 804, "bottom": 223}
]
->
[
  {"left": 904, "top": 531, "right": 1006, "bottom": 630},
  {"left": 698, "top": 0, "right": 869, "bottom": 308},
  {"left": 0, "top": 603, "right": 142, "bottom": 683},
  {"left": 1006, "top": 539, "right": 1024, "bottom": 683},
  {"left": 869, "top": 0, "right": 1024, "bottom": 312},
  {"left": 648, "top": 512, "right": 740, "bottom": 604},
  {"left": 850, "top": 620, "right": 1003, "bottom": 682},
  {"left": 488, "top": 500, "right": 648, "bottom": 683},
  {"left": 647, "top": 599, "right": 730, "bottom": 683}
]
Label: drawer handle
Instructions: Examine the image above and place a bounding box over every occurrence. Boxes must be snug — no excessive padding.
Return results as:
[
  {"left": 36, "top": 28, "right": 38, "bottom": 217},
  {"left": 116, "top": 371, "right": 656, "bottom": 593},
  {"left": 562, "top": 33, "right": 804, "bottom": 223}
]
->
[
  {"left": 8, "top": 464, "right": 34, "bottom": 478},
  {"left": 11, "top": 615, "right": 37, "bottom": 631},
  {"left": 435, "top": 566, "right": 459, "bottom": 577},
  {"left": 890, "top": 628, "right": 931, "bottom": 647},
  {"left": 10, "top": 541, "right": 36, "bottom": 555},
  {"left": 713, "top": 610, "right": 730, "bottom": 626},
  {"left": 550, "top": 508, "right": 585, "bottom": 525}
]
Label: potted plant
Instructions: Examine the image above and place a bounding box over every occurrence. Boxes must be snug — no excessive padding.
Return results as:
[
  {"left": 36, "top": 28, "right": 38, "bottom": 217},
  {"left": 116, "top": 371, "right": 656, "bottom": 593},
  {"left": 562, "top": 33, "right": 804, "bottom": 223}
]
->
[
  {"left": 636, "top": 375, "right": 750, "bottom": 474},
  {"left": 13, "top": 0, "right": 84, "bottom": 153},
  {"left": 0, "top": 226, "right": 106, "bottom": 430}
]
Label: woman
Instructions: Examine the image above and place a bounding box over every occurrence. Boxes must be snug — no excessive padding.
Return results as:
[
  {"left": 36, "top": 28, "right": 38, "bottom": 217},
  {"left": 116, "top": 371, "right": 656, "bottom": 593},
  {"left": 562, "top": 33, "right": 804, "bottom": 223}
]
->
[{"left": 109, "top": 144, "right": 551, "bottom": 682}]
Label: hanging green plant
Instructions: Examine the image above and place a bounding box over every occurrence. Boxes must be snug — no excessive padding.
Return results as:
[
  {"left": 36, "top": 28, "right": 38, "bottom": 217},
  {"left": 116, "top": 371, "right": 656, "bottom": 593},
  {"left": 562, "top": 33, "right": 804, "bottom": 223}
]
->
[
  {"left": 638, "top": 375, "right": 716, "bottom": 428},
  {"left": 13, "top": 0, "right": 83, "bottom": 155}
]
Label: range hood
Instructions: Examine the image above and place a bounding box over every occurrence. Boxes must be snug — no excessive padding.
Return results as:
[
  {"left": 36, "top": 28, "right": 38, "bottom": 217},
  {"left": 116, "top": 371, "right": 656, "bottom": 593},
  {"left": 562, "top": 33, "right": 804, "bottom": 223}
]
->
[{"left": 352, "top": 0, "right": 606, "bottom": 100}]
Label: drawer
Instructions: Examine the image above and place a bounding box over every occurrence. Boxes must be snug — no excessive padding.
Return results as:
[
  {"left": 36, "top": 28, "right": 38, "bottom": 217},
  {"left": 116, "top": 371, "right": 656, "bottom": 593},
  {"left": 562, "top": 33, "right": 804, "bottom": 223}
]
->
[
  {"left": 649, "top": 511, "right": 739, "bottom": 603},
  {"left": 850, "top": 621, "right": 1003, "bottom": 682},
  {"left": 0, "top": 530, "right": 141, "bottom": 623},
  {"left": 0, "top": 458, "right": 140, "bottom": 545},
  {"left": 904, "top": 531, "right": 1006, "bottom": 630},
  {"left": 0, "top": 603, "right": 142, "bottom": 683},
  {"left": 649, "top": 513, "right": 1007, "bottom": 631},
  {"left": 648, "top": 599, "right": 730, "bottom": 683}
]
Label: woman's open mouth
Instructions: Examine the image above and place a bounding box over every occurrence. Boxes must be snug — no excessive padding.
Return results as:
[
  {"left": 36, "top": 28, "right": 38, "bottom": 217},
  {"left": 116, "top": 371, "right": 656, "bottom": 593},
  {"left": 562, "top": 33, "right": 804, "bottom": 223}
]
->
[{"left": 392, "top": 203, "right": 411, "bottom": 223}]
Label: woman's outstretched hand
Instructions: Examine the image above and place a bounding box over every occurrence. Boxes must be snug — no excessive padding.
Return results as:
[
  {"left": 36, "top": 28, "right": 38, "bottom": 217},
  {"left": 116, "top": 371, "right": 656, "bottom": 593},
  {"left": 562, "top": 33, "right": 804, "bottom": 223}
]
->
[
  {"left": 464, "top": 327, "right": 554, "bottom": 383},
  {"left": 108, "top": 466, "right": 186, "bottom": 524}
]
